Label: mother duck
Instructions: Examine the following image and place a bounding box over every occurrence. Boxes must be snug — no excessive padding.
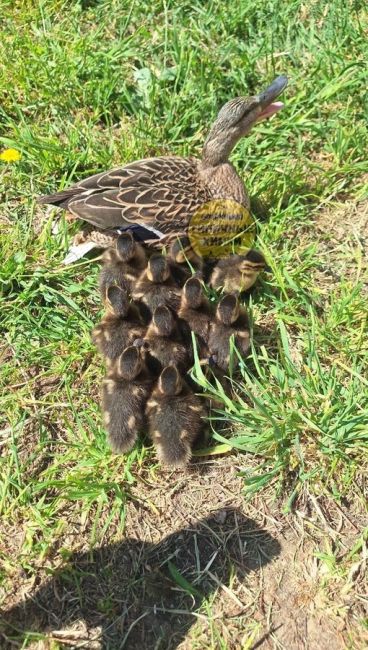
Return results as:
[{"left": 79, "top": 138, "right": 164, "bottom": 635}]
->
[{"left": 39, "top": 75, "right": 288, "bottom": 259}]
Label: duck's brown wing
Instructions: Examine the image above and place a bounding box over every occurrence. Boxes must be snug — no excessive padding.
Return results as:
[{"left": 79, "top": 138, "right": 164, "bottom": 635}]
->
[{"left": 38, "top": 156, "right": 209, "bottom": 233}]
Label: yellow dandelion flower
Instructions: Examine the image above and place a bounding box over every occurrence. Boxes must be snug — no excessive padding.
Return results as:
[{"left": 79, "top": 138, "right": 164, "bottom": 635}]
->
[{"left": 0, "top": 148, "right": 22, "bottom": 162}]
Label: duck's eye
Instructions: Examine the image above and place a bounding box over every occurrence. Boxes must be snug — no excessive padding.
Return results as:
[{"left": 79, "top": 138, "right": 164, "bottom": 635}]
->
[{"left": 232, "top": 100, "right": 259, "bottom": 125}]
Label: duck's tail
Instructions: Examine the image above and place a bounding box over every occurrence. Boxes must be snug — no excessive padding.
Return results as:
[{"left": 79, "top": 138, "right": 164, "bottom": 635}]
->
[{"left": 37, "top": 187, "right": 85, "bottom": 208}]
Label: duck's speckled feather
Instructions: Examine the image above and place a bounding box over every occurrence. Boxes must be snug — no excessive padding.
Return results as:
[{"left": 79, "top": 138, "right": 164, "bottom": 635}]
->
[{"left": 40, "top": 157, "right": 212, "bottom": 231}]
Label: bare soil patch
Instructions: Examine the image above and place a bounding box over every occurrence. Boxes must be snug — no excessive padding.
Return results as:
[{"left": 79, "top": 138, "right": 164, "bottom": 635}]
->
[
  {"left": 312, "top": 198, "right": 367, "bottom": 288},
  {"left": 261, "top": 502, "right": 367, "bottom": 650},
  {"left": 2, "top": 457, "right": 366, "bottom": 649},
  {"left": 1, "top": 457, "right": 280, "bottom": 649}
]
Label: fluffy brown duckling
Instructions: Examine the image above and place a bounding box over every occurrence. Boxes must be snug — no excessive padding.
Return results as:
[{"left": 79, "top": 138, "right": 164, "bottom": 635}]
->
[
  {"left": 141, "top": 304, "right": 189, "bottom": 373},
  {"left": 92, "top": 285, "right": 145, "bottom": 366},
  {"left": 132, "top": 253, "right": 181, "bottom": 314},
  {"left": 208, "top": 293, "right": 250, "bottom": 371},
  {"left": 99, "top": 231, "right": 146, "bottom": 298},
  {"left": 102, "top": 346, "right": 153, "bottom": 453},
  {"left": 209, "top": 249, "right": 267, "bottom": 293},
  {"left": 177, "top": 277, "right": 213, "bottom": 361},
  {"left": 168, "top": 236, "right": 204, "bottom": 284},
  {"left": 146, "top": 365, "right": 205, "bottom": 467}
]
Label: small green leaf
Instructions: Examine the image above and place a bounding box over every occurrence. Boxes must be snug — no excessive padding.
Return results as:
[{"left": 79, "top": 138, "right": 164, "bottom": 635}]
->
[{"left": 167, "top": 561, "right": 203, "bottom": 599}]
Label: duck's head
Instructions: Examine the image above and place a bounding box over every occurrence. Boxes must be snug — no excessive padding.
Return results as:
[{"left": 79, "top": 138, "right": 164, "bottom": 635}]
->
[
  {"left": 116, "top": 345, "right": 143, "bottom": 380},
  {"left": 152, "top": 304, "right": 175, "bottom": 336},
  {"left": 106, "top": 285, "right": 129, "bottom": 316},
  {"left": 116, "top": 232, "right": 136, "bottom": 261},
  {"left": 147, "top": 254, "right": 170, "bottom": 283},
  {"left": 217, "top": 294, "right": 240, "bottom": 326},
  {"left": 182, "top": 277, "right": 204, "bottom": 309},
  {"left": 158, "top": 364, "right": 183, "bottom": 396},
  {"left": 202, "top": 75, "right": 288, "bottom": 166}
]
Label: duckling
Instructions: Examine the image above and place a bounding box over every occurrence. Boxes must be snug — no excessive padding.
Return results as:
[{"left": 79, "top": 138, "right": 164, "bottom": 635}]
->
[
  {"left": 208, "top": 293, "right": 250, "bottom": 371},
  {"left": 132, "top": 254, "right": 181, "bottom": 314},
  {"left": 146, "top": 365, "right": 205, "bottom": 467},
  {"left": 177, "top": 277, "right": 213, "bottom": 360},
  {"left": 209, "top": 249, "right": 267, "bottom": 294},
  {"left": 168, "top": 236, "right": 204, "bottom": 284},
  {"left": 102, "top": 346, "right": 153, "bottom": 453},
  {"left": 92, "top": 285, "right": 145, "bottom": 366},
  {"left": 142, "top": 304, "right": 189, "bottom": 373},
  {"left": 99, "top": 231, "right": 146, "bottom": 298}
]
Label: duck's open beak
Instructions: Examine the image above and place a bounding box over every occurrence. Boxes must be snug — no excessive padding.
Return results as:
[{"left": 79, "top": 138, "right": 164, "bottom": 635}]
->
[{"left": 256, "top": 75, "right": 288, "bottom": 121}]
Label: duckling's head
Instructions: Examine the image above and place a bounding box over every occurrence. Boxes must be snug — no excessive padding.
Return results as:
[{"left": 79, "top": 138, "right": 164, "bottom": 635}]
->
[
  {"left": 241, "top": 249, "right": 267, "bottom": 268},
  {"left": 238, "top": 249, "right": 267, "bottom": 291},
  {"left": 169, "top": 236, "right": 203, "bottom": 266},
  {"left": 182, "top": 277, "right": 204, "bottom": 309},
  {"left": 158, "top": 365, "right": 183, "bottom": 397},
  {"left": 147, "top": 254, "right": 170, "bottom": 283},
  {"left": 152, "top": 305, "right": 175, "bottom": 336},
  {"left": 116, "top": 345, "right": 143, "bottom": 380},
  {"left": 217, "top": 294, "right": 240, "bottom": 326},
  {"left": 202, "top": 75, "right": 288, "bottom": 167},
  {"left": 116, "top": 232, "right": 135, "bottom": 261},
  {"left": 106, "top": 285, "right": 129, "bottom": 317}
]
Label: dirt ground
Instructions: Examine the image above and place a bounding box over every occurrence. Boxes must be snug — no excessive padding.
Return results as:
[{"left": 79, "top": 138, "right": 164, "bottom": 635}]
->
[
  {"left": 2, "top": 456, "right": 367, "bottom": 649},
  {"left": 307, "top": 197, "right": 367, "bottom": 290}
]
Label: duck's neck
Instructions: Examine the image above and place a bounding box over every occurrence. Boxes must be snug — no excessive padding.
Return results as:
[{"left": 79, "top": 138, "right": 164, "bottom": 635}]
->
[
  {"left": 200, "top": 125, "right": 250, "bottom": 206},
  {"left": 198, "top": 151, "right": 249, "bottom": 207},
  {"left": 201, "top": 128, "right": 241, "bottom": 168}
]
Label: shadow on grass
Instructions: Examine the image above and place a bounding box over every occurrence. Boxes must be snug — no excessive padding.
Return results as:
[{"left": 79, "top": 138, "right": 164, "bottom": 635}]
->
[{"left": 1, "top": 508, "right": 280, "bottom": 649}]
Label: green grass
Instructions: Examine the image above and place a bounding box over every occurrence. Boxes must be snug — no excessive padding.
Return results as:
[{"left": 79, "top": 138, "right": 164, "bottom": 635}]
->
[{"left": 1, "top": 1, "right": 368, "bottom": 647}]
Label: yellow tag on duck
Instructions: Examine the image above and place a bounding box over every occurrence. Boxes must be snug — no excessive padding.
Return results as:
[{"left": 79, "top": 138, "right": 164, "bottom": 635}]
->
[{"left": 188, "top": 198, "right": 255, "bottom": 259}]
